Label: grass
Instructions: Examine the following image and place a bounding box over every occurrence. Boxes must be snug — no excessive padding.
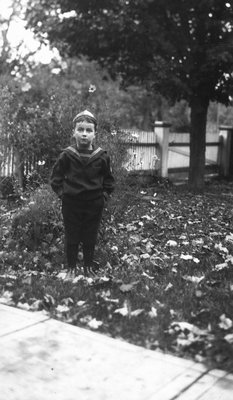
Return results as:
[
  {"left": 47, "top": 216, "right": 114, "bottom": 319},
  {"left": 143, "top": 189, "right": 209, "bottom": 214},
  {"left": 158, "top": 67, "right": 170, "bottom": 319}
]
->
[{"left": 1, "top": 179, "right": 233, "bottom": 371}]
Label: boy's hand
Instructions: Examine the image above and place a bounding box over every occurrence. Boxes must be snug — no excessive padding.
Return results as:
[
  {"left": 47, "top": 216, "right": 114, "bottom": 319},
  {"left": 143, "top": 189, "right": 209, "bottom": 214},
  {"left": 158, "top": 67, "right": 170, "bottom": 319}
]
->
[{"left": 103, "top": 192, "right": 109, "bottom": 207}]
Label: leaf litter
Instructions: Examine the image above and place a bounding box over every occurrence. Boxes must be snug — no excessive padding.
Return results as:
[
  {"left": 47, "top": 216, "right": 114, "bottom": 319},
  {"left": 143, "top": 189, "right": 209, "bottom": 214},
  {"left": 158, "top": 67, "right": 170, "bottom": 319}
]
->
[{"left": 1, "top": 182, "right": 233, "bottom": 370}]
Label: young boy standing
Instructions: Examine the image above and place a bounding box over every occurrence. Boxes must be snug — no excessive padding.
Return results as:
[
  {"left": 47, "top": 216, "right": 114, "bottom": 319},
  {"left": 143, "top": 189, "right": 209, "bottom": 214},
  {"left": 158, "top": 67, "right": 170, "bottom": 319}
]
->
[{"left": 50, "top": 110, "right": 115, "bottom": 277}]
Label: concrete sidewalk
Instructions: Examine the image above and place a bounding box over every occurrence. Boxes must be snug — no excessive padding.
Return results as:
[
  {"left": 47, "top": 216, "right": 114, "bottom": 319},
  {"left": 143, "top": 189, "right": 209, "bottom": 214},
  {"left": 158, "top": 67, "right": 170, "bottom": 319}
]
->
[{"left": 0, "top": 303, "right": 233, "bottom": 400}]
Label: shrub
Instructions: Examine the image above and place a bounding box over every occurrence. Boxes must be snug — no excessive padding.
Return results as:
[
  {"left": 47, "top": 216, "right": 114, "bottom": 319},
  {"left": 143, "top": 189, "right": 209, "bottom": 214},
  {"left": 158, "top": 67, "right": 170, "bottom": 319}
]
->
[
  {"left": 11, "top": 184, "right": 63, "bottom": 250},
  {"left": 0, "top": 176, "right": 19, "bottom": 199}
]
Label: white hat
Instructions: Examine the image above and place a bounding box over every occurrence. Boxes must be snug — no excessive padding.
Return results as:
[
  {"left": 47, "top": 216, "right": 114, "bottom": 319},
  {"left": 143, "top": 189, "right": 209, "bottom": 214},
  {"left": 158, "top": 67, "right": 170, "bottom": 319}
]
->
[{"left": 73, "top": 109, "right": 97, "bottom": 124}]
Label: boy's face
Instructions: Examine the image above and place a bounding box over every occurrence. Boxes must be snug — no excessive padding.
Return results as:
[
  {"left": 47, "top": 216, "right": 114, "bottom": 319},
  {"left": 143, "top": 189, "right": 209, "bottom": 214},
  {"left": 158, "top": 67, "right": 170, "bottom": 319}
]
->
[{"left": 73, "top": 121, "right": 96, "bottom": 149}]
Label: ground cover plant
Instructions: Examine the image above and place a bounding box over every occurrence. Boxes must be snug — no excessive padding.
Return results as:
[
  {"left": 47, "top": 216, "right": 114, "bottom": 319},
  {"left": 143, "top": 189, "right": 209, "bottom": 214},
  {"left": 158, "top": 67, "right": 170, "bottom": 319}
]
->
[{"left": 1, "top": 180, "right": 233, "bottom": 372}]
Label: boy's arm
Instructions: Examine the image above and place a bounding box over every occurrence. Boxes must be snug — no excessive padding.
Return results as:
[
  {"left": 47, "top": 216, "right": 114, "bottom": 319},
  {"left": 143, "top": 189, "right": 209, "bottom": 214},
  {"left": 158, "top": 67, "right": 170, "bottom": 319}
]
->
[
  {"left": 50, "top": 152, "right": 68, "bottom": 198},
  {"left": 103, "top": 154, "right": 115, "bottom": 200}
]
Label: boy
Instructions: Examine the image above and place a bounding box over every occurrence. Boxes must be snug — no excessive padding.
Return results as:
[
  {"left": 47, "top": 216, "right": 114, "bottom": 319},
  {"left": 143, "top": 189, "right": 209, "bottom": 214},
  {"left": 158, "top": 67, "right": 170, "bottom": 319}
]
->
[{"left": 50, "top": 110, "right": 115, "bottom": 277}]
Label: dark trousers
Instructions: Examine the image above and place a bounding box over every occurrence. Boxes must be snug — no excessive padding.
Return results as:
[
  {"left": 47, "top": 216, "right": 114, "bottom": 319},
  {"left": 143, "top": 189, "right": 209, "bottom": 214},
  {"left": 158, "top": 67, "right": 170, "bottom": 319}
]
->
[{"left": 62, "top": 196, "right": 104, "bottom": 269}]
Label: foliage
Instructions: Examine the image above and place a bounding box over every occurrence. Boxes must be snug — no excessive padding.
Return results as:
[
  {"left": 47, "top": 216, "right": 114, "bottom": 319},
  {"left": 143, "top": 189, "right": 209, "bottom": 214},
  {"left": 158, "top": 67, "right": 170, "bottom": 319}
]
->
[
  {"left": 1, "top": 181, "right": 233, "bottom": 370},
  {"left": 0, "top": 62, "right": 125, "bottom": 185},
  {"left": 0, "top": 72, "right": 73, "bottom": 168},
  {"left": 0, "top": 0, "right": 38, "bottom": 77},
  {"left": 167, "top": 100, "right": 190, "bottom": 133},
  {"left": 10, "top": 184, "right": 63, "bottom": 250},
  {"left": 0, "top": 176, "right": 18, "bottom": 198},
  {"left": 208, "top": 101, "right": 233, "bottom": 132},
  {"left": 26, "top": 0, "right": 233, "bottom": 104}
]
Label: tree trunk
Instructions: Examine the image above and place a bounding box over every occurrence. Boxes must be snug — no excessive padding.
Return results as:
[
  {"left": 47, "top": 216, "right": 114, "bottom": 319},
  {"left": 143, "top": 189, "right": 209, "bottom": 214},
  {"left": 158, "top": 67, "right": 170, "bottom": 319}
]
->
[
  {"left": 141, "top": 94, "right": 153, "bottom": 130},
  {"left": 189, "top": 96, "right": 209, "bottom": 191}
]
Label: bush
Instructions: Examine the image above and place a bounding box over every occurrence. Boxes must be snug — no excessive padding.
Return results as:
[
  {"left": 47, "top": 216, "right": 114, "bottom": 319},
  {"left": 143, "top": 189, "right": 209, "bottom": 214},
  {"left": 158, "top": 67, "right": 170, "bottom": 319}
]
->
[
  {"left": 11, "top": 184, "right": 63, "bottom": 250},
  {"left": 0, "top": 176, "right": 21, "bottom": 199}
]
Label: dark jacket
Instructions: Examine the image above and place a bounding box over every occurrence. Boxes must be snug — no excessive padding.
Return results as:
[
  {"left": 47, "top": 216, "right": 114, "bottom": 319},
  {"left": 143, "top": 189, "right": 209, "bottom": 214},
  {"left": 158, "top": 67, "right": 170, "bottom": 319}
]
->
[{"left": 50, "top": 145, "right": 115, "bottom": 201}]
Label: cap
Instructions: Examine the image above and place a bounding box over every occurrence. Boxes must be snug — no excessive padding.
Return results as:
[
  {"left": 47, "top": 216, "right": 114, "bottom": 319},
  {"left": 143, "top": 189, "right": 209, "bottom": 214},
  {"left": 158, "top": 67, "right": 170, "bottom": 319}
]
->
[{"left": 73, "top": 109, "right": 97, "bottom": 124}]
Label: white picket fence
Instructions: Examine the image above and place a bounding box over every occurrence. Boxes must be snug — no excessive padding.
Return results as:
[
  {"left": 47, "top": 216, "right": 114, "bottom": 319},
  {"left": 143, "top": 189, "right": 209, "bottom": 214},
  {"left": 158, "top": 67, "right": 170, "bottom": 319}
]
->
[
  {"left": 0, "top": 146, "right": 15, "bottom": 176},
  {"left": 124, "top": 123, "right": 223, "bottom": 180},
  {"left": 122, "top": 129, "right": 160, "bottom": 173},
  {"left": 0, "top": 123, "right": 231, "bottom": 181}
]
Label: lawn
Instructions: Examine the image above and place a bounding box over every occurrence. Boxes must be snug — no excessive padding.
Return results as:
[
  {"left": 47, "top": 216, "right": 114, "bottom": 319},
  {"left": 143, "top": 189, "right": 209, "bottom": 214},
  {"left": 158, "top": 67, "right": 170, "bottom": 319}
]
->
[{"left": 1, "top": 180, "right": 233, "bottom": 372}]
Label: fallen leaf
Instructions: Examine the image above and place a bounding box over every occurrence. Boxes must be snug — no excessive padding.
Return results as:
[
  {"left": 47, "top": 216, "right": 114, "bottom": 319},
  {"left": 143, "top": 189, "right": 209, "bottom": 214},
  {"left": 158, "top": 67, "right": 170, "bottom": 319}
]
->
[
  {"left": 180, "top": 254, "right": 200, "bottom": 263},
  {"left": 120, "top": 282, "right": 138, "bottom": 292},
  {"left": 80, "top": 315, "right": 92, "bottom": 324},
  {"left": 214, "top": 262, "right": 228, "bottom": 271},
  {"left": 192, "top": 238, "right": 204, "bottom": 246},
  {"left": 171, "top": 321, "right": 208, "bottom": 336},
  {"left": 114, "top": 306, "right": 129, "bottom": 316},
  {"left": 99, "top": 276, "right": 111, "bottom": 283},
  {"left": 180, "top": 254, "right": 193, "bottom": 260},
  {"left": 57, "top": 271, "right": 68, "bottom": 280},
  {"left": 85, "top": 277, "right": 94, "bottom": 285},
  {"left": 165, "top": 282, "right": 173, "bottom": 291},
  {"left": 0, "top": 291, "right": 14, "bottom": 305},
  {"left": 142, "top": 271, "right": 154, "bottom": 280},
  {"left": 166, "top": 240, "right": 178, "bottom": 247},
  {"left": 148, "top": 307, "right": 158, "bottom": 318},
  {"left": 61, "top": 297, "right": 74, "bottom": 306},
  {"left": 30, "top": 299, "right": 43, "bottom": 311},
  {"left": 219, "top": 314, "right": 233, "bottom": 330},
  {"left": 195, "top": 354, "right": 206, "bottom": 363},
  {"left": 131, "top": 309, "right": 144, "bottom": 317},
  {"left": 141, "top": 215, "right": 153, "bottom": 220},
  {"left": 224, "top": 333, "right": 233, "bottom": 344},
  {"left": 17, "top": 302, "right": 31, "bottom": 311},
  {"left": 214, "top": 243, "right": 229, "bottom": 255},
  {"left": 225, "top": 233, "right": 233, "bottom": 243},
  {"left": 111, "top": 245, "right": 118, "bottom": 252},
  {"left": 129, "top": 234, "right": 141, "bottom": 244},
  {"left": 145, "top": 241, "right": 154, "bottom": 253},
  {"left": 177, "top": 337, "right": 195, "bottom": 348},
  {"left": 140, "top": 253, "right": 150, "bottom": 260},
  {"left": 126, "top": 224, "right": 137, "bottom": 232},
  {"left": 73, "top": 275, "right": 85, "bottom": 283},
  {"left": 77, "top": 300, "right": 86, "bottom": 306},
  {"left": 183, "top": 275, "right": 205, "bottom": 284},
  {"left": 87, "top": 318, "right": 103, "bottom": 329}
]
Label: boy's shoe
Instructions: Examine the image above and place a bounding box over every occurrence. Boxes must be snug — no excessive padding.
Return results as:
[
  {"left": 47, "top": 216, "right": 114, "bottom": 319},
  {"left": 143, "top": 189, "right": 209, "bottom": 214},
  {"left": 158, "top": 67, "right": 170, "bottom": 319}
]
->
[
  {"left": 92, "top": 260, "right": 100, "bottom": 271},
  {"left": 83, "top": 265, "right": 97, "bottom": 277},
  {"left": 83, "top": 260, "right": 101, "bottom": 277}
]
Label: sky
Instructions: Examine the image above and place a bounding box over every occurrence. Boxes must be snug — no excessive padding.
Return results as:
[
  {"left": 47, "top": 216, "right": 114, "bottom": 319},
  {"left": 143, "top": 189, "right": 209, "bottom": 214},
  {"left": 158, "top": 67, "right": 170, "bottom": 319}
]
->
[{"left": 0, "top": 0, "right": 58, "bottom": 64}]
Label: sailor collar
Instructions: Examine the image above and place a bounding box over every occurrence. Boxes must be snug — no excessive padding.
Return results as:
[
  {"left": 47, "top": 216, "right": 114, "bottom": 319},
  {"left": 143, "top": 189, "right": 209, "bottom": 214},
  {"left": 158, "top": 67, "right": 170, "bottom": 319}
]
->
[{"left": 65, "top": 146, "right": 104, "bottom": 164}]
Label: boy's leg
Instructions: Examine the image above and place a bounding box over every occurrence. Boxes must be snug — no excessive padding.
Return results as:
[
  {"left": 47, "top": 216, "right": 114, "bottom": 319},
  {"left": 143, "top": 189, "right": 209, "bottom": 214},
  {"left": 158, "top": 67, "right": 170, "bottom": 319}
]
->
[
  {"left": 66, "top": 242, "right": 79, "bottom": 271},
  {"left": 83, "top": 242, "right": 95, "bottom": 274},
  {"left": 62, "top": 196, "right": 83, "bottom": 274},
  {"left": 82, "top": 197, "right": 104, "bottom": 275}
]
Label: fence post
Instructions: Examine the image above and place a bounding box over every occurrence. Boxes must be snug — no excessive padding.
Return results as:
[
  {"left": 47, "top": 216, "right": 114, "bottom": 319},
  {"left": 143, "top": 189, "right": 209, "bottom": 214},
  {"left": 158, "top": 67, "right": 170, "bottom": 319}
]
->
[
  {"left": 14, "top": 149, "right": 24, "bottom": 190},
  {"left": 219, "top": 125, "right": 233, "bottom": 177},
  {"left": 154, "top": 121, "right": 171, "bottom": 178}
]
